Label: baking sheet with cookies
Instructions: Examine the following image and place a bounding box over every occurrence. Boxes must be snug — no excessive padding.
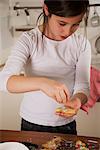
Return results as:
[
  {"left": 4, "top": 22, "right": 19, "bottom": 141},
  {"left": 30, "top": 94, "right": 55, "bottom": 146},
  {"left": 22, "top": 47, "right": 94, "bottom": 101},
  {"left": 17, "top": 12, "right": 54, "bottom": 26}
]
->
[
  {"left": 0, "top": 130, "right": 100, "bottom": 150},
  {"left": 39, "top": 136, "right": 100, "bottom": 150}
]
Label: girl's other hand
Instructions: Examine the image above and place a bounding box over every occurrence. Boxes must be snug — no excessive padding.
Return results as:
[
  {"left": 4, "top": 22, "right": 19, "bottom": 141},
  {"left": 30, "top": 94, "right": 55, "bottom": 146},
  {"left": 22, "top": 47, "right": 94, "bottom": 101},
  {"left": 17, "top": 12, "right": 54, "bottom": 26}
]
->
[
  {"left": 65, "top": 97, "right": 81, "bottom": 110},
  {"left": 40, "top": 77, "right": 70, "bottom": 104}
]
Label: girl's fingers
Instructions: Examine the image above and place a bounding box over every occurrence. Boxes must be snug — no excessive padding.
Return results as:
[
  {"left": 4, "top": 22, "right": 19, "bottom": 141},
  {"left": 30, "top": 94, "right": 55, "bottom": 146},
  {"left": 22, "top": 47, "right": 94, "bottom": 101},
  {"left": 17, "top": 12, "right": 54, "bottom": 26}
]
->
[
  {"left": 55, "top": 84, "right": 70, "bottom": 104},
  {"left": 65, "top": 101, "right": 74, "bottom": 108},
  {"left": 63, "top": 85, "right": 70, "bottom": 101},
  {"left": 55, "top": 91, "right": 63, "bottom": 103},
  {"left": 65, "top": 99, "right": 81, "bottom": 110},
  {"left": 55, "top": 88, "right": 69, "bottom": 104},
  {"left": 59, "top": 89, "right": 67, "bottom": 104}
]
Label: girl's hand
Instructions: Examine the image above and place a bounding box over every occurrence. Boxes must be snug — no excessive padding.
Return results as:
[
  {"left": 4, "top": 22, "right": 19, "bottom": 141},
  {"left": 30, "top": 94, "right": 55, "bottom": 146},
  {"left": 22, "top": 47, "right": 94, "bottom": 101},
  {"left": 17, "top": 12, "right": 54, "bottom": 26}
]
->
[
  {"left": 66, "top": 97, "right": 82, "bottom": 110},
  {"left": 40, "top": 77, "right": 70, "bottom": 104}
]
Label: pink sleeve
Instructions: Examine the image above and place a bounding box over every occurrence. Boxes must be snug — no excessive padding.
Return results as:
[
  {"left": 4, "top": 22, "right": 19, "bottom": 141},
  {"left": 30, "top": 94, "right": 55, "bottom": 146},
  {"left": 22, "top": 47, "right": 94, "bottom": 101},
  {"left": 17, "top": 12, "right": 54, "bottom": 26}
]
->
[{"left": 81, "top": 66, "right": 100, "bottom": 113}]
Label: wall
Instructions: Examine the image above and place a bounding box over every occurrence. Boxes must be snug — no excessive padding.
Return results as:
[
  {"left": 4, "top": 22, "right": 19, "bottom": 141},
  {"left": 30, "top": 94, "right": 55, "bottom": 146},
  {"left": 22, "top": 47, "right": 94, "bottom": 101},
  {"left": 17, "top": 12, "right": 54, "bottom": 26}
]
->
[
  {"left": 77, "top": 103, "right": 100, "bottom": 137},
  {"left": 9, "top": 0, "right": 42, "bottom": 29},
  {"left": 0, "top": 91, "right": 23, "bottom": 130},
  {"left": 0, "top": 0, "right": 42, "bottom": 65},
  {"left": 0, "top": 0, "right": 14, "bottom": 65}
]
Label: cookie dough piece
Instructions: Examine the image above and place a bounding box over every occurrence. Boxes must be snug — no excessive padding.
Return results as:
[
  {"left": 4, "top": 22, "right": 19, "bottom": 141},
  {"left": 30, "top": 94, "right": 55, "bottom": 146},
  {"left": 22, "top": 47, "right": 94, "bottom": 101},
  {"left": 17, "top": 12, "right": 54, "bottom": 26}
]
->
[{"left": 56, "top": 107, "right": 76, "bottom": 116}]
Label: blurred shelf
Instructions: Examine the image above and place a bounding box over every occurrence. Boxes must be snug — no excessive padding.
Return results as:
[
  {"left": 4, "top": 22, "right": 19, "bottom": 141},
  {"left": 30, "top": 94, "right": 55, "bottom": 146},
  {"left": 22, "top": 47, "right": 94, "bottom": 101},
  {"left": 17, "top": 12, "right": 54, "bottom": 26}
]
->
[
  {"left": 15, "top": 25, "right": 35, "bottom": 32},
  {"left": 0, "top": 63, "right": 5, "bottom": 68}
]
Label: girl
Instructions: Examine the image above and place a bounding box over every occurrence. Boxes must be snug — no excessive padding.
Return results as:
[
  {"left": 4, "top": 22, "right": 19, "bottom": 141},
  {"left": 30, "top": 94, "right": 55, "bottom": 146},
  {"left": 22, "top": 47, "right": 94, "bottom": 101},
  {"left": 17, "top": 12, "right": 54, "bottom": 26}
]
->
[{"left": 0, "top": 0, "right": 91, "bottom": 135}]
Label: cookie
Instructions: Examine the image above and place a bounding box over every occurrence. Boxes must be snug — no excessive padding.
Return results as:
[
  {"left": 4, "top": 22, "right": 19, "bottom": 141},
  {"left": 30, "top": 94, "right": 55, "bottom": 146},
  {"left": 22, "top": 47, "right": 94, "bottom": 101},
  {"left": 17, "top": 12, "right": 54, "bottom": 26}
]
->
[{"left": 56, "top": 107, "right": 76, "bottom": 116}]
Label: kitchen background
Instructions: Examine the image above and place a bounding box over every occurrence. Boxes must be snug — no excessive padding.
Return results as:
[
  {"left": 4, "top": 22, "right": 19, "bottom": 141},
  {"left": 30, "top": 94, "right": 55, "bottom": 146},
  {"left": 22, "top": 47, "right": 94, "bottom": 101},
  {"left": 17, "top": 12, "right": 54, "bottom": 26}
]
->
[{"left": 0, "top": 0, "right": 100, "bottom": 137}]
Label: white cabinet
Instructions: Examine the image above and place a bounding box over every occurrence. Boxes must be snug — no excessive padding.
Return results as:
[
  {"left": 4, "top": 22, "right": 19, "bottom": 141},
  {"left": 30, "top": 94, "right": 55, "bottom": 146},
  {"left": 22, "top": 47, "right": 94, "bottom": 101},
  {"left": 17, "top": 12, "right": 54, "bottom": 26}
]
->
[
  {"left": 0, "top": 0, "right": 13, "bottom": 65},
  {"left": 77, "top": 103, "right": 100, "bottom": 137}
]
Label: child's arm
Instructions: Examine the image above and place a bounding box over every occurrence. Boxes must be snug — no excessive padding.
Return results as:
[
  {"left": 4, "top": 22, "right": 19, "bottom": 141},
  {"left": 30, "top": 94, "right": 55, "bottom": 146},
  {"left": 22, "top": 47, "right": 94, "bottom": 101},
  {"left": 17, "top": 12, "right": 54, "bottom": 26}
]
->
[{"left": 7, "top": 75, "right": 70, "bottom": 104}]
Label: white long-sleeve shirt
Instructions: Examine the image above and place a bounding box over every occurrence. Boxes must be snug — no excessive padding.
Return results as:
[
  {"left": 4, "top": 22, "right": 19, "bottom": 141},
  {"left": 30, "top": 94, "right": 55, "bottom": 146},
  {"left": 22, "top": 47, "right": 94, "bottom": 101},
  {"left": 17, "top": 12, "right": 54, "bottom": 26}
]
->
[{"left": 0, "top": 26, "right": 91, "bottom": 126}]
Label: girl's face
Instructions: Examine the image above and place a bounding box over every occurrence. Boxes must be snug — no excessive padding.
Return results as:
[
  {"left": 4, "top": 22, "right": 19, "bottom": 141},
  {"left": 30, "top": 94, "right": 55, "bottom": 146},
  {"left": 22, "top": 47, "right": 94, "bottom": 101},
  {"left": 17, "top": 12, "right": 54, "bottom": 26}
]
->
[{"left": 44, "top": 13, "right": 84, "bottom": 41}]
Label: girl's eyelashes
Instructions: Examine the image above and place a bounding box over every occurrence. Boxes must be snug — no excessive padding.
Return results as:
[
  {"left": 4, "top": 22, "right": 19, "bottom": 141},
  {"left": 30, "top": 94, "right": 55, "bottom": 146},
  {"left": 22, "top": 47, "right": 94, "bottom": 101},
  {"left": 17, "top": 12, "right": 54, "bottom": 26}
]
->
[
  {"left": 58, "top": 22, "right": 81, "bottom": 27},
  {"left": 58, "top": 21, "right": 68, "bottom": 26},
  {"left": 59, "top": 23, "right": 67, "bottom": 26},
  {"left": 72, "top": 20, "right": 82, "bottom": 27},
  {"left": 72, "top": 23, "right": 80, "bottom": 27}
]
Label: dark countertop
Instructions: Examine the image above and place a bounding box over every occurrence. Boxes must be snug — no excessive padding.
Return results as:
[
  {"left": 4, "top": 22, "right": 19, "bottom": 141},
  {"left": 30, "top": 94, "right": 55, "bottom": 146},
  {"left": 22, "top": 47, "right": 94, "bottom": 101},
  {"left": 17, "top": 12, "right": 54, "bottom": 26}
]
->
[{"left": 0, "top": 130, "right": 100, "bottom": 145}]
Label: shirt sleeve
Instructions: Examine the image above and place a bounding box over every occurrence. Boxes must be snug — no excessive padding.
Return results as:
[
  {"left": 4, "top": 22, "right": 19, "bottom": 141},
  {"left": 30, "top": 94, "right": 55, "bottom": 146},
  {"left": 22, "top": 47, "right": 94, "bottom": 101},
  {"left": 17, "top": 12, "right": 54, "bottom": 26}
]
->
[
  {"left": 73, "top": 35, "right": 91, "bottom": 97},
  {"left": 81, "top": 67, "right": 100, "bottom": 113},
  {"left": 0, "top": 32, "right": 33, "bottom": 92}
]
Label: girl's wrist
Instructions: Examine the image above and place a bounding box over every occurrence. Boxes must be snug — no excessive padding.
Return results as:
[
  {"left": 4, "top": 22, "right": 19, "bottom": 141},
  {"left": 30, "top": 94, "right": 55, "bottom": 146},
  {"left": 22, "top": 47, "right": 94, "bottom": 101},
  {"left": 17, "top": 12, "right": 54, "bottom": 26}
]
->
[
  {"left": 36, "top": 77, "right": 47, "bottom": 91},
  {"left": 71, "top": 92, "right": 88, "bottom": 106}
]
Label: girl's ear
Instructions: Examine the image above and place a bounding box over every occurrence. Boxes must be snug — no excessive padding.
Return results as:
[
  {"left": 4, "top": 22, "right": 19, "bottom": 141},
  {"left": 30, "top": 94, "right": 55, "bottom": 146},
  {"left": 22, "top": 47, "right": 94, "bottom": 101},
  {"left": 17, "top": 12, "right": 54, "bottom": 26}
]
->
[{"left": 43, "top": 4, "right": 49, "bottom": 16}]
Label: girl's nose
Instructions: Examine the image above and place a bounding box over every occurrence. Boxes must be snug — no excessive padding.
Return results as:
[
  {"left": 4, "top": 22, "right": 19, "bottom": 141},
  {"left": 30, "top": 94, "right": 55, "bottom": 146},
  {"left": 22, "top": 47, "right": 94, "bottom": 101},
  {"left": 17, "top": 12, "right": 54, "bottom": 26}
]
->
[
  {"left": 63, "top": 26, "right": 73, "bottom": 37},
  {"left": 64, "top": 25, "right": 78, "bottom": 37}
]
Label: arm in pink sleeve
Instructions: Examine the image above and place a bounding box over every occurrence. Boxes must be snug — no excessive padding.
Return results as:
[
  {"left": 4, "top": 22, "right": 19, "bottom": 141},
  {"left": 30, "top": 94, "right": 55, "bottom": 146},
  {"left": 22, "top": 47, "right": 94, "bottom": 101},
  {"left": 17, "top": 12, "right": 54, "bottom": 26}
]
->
[{"left": 81, "top": 66, "right": 100, "bottom": 113}]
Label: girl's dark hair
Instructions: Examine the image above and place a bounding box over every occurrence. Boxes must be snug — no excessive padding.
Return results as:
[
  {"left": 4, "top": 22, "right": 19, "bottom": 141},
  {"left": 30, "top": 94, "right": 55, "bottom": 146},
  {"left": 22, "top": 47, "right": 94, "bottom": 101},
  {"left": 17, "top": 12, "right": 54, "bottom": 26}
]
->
[
  {"left": 44, "top": 0, "right": 89, "bottom": 17},
  {"left": 37, "top": 0, "right": 89, "bottom": 29}
]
